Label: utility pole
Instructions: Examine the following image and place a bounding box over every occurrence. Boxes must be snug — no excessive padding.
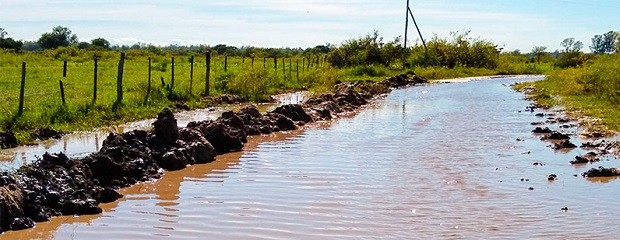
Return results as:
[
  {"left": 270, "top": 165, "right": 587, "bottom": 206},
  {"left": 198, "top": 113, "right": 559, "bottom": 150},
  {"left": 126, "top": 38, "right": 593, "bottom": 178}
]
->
[
  {"left": 404, "top": 0, "right": 410, "bottom": 50},
  {"left": 404, "top": 0, "right": 427, "bottom": 51}
]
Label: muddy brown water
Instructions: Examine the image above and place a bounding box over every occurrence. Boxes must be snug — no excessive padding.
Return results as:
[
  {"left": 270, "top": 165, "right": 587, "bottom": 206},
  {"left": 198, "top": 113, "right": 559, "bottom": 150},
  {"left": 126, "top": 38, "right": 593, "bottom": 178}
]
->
[{"left": 3, "top": 76, "right": 620, "bottom": 239}]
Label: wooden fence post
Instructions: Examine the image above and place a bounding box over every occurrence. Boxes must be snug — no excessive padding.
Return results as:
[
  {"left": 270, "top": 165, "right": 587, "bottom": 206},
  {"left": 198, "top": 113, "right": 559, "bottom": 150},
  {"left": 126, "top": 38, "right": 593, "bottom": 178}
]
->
[
  {"left": 274, "top": 57, "right": 277, "bottom": 70},
  {"left": 63, "top": 60, "right": 67, "bottom": 78},
  {"left": 59, "top": 80, "right": 66, "bottom": 105},
  {"left": 205, "top": 51, "right": 211, "bottom": 96},
  {"left": 263, "top": 57, "right": 266, "bottom": 68},
  {"left": 296, "top": 59, "right": 299, "bottom": 81},
  {"left": 18, "top": 62, "right": 26, "bottom": 116},
  {"left": 116, "top": 52, "right": 125, "bottom": 104},
  {"left": 171, "top": 56, "right": 175, "bottom": 90},
  {"left": 61, "top": 60, "right": 67, "bottom": 105},
  {"left": 92, "top": 57, "right": 98, "bottom": 105},
  {"left": 190, "top": 55, "right": 194, "bottom": 95},
  {"left": 144, "top": 57, "right": 151, "bottom": 104}
]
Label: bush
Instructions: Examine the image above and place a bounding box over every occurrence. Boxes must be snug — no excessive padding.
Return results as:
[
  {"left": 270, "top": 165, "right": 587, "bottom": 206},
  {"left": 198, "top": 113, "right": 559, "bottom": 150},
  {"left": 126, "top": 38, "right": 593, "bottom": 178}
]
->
[
  {"left": 408, "top": 31, "right": 499, "bottom": 69},
  {"left": 227, "top": 67, "right": 277, "bottom": 102},
  {"left": 299, "top": 66, "right": 339, "bottom": 92},
  {"left": 554, "top": 52, "right": 593, "bottom": 69},
  {"left": 327, "top": 31, "right": 403, "bottom": 67}
]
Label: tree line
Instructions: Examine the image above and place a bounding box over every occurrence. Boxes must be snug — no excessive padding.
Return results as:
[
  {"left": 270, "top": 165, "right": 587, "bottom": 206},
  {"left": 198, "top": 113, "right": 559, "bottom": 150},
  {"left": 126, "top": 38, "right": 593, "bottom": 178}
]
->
[
  {"left": 0, "top": 26, "right": 332, "bottom": 58},
  {"left": 529, "top": 30, "right": 620, "bottom": 68},
  {"left": 1, "top": 25, "right": 619, "bottom": 70}
]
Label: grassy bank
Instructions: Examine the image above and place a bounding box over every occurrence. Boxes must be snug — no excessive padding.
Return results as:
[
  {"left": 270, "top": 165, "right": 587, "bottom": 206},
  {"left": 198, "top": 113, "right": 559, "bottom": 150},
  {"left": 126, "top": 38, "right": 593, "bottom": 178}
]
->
[{"left": 516, "top": 53, "right": 620, "bottom": 132}]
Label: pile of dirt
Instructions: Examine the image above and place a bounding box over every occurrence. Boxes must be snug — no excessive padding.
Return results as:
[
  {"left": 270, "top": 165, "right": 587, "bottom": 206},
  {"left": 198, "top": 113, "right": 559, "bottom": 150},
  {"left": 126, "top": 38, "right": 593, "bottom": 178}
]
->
[
  {"left": 30, "top": 128, "right": 65, "bottom": 140},
  {"left": 0, "top": 131, "right": 18, "bottom": 149}
]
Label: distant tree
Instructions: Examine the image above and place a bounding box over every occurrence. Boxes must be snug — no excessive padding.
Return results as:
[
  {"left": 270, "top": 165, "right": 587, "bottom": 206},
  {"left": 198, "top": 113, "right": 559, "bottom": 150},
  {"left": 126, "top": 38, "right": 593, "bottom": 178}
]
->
[
  {"left": 531, "top": 46, "right": 547, "bottom": 63},
  {"left": 21, "top": 41, "right": 41, "bottom": 51},
  {"left": 147, "top": 44, "right": 164, "bottom": 55},
  {"left": 305, "top": 45, "right": 332, "bottom": 54},
  {"left": 560, "top": 37, "right": 583, "bottom": 53},
  {"left": 0, "top": 28, "right": 23, "bottom": 52},
  {"left": 37, "top": 26, "right": 78, "bottom": 49},
  {"left": 77, "top": 41, "right": 91, "bottom": 49},
  {"left": 211, "top": 44, "right": 239, "bottom": 55},
  {"left": 91, "top": 37, "right": 110, "bottom": 49},
  {"left": 590, "top": 31, "right": 618, "bottom": 54}
]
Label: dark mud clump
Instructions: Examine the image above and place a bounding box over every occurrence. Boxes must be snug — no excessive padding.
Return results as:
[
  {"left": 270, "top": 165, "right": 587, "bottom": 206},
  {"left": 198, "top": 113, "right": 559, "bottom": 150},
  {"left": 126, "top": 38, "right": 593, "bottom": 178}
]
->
[
  {"left": 582, "top": 167, "right": 620, "bottom": 178},
  {"left": 0, "top": 73, "right": 427, "bottom": 233},
  {"left": 532, "top": 127, "right": 553, "bottom": 134},
  {"left": 0, "top": 131, "right": 18, "bottom": 149},
  {"left": 30, "top": 128, "right": 65, "bottom": 140},
  {"left": 570, "top": 152, "right": 600, "bottom": 165},
  {"left": 541, "top": 131, "right": 571, "bottom": 140},
  {"left": 552, "top": 140, "right": 577, "bottom": 150},
  {"left": 581, "top": 141, "right": 604, "bottom": 149},
  {"left": 205, "top": 94, "right": 248, "bottom": 105}
]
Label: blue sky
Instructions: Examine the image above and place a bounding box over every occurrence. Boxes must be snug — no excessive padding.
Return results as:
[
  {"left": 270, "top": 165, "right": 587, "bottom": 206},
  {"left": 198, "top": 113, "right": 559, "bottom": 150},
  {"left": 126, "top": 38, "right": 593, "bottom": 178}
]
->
[{"left": 1, "top": 0, "right": 618, "bottom": 52}]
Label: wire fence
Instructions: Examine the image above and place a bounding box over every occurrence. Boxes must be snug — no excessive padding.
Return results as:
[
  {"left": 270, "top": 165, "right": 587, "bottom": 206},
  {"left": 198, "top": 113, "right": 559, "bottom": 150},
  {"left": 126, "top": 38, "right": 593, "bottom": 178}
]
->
[{"left": 0, "top": 52, "right": 328, "bottom": 118}]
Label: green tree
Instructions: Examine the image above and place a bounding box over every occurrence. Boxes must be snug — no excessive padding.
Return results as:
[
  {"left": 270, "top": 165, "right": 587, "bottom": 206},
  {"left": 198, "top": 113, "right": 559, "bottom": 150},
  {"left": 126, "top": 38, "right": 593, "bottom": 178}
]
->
[
  {"left": 0, "top": 28, "right": 23, "bottom": 51},
  {"left": 531, "top": 46, "right": 547, "bottom": 63},
  {"left": 37, "top": 25, "right": 78, "bottom": 49},
  {"left": 91, "top": 37, "right": 110, "bottom": 49},
  {"left": 77, "top": 41, "right": 91, "bottom": 49},
  {"left": 590, "top": 31, "right": 618, "bottom": 54},
  {"left": 560, "top": 37, "right": 583, "bottom": 53}
]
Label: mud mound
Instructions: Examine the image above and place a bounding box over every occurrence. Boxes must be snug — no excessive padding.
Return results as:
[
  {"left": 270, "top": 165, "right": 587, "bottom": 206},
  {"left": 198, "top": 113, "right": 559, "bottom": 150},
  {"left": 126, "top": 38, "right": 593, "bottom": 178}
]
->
[{"left": 0, "top": 131, "right": 18, "bottom": 149}]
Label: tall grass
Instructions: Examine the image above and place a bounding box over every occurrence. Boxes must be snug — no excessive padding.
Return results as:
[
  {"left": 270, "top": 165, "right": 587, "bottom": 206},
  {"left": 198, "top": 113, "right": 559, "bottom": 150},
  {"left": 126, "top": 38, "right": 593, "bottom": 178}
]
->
[{"left": 530, "top": 54, "right": 620, "bottom": 130}]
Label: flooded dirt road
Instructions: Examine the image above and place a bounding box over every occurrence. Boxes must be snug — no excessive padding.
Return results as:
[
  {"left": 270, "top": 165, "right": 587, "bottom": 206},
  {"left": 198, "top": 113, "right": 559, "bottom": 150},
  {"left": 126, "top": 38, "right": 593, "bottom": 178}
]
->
[{"left": 4, "top": 76, "right": 620, "bottom": 239}]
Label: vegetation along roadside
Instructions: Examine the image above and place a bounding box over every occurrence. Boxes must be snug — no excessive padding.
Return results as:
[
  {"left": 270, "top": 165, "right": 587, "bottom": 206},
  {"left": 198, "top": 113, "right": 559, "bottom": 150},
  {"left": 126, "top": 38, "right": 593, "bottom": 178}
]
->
[{"left": 1, "top": 26, "right": 618, "bottom": 146}]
